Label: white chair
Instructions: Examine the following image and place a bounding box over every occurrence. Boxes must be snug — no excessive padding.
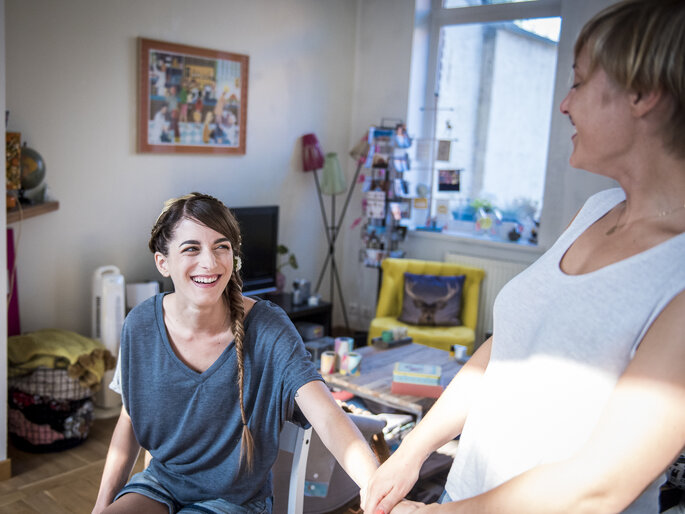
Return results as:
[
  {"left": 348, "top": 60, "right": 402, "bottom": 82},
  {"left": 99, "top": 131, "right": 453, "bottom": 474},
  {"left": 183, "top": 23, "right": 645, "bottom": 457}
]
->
[
  {"left": 273, "top": 414, "right": 387, "bottom": 514},
  {"left": 274, "top": 421, "right": 312, "bottom": 514}
]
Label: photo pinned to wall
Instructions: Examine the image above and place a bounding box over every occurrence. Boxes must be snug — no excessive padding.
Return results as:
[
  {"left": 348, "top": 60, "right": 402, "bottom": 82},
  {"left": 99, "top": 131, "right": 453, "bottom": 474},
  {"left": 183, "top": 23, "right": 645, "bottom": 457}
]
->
[
  {"left": 435, "top": 198, "right": 451, "bottom": 229},
  {"left": 365, "top": 126, "right": 394, "bottom": 168},
  {"left": 365, "top": 190, "right": 386, "bottom": 219},
  {"left": 438, "top": 169, "right": 462, "bottom": 191},
  {"left": 138, "top": 38, "right": 249, "bottom": 154},
  {"left": 393, "top": 152, "right": 410, "bottom": 172},
  {"left": 389, "top": 200, "right": 411, "bottom": 221},
  {"left": 394, "top": 178, "right": 409, "bottom": 197},
  {"left": 436, "top": 140, "right": 452, "bottom": 161}
]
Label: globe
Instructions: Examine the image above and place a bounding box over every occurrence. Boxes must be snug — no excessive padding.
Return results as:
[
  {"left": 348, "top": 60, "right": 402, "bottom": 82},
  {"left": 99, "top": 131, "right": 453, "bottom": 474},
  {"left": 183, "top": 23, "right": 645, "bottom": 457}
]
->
[{"left": 20, "top": 146, "right": 46, "bottom": 190}]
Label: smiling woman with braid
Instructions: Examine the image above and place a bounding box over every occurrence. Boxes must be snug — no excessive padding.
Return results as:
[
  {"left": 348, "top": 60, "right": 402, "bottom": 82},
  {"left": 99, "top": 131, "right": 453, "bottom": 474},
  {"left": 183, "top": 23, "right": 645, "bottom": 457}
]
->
[{"left": 92, "top": 193, "right": 378, "bottom": 514}]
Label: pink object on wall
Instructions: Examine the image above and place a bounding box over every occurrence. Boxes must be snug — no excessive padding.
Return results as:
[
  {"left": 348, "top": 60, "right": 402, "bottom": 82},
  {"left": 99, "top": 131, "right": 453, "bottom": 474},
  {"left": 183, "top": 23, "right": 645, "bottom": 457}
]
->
[{"left": 7, "top": 228, "right": 20, "bottom": 336}]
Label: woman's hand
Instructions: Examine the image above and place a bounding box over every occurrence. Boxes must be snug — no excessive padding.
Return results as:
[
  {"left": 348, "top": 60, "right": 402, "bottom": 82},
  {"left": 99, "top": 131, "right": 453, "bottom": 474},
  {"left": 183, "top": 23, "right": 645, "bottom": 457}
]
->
[
  {"left": 389, "top": 499, "right": 427, "bottom": 513},
  {"left": 362, "top": 449, "right": 421, "bottom": 514}
]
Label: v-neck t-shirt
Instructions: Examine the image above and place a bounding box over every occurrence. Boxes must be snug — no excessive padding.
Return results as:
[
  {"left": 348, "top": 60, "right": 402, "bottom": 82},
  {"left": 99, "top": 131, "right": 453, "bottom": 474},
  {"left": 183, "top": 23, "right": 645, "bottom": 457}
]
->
[{"left": 111, "top": 293, "right": 322, "bottom": 505}]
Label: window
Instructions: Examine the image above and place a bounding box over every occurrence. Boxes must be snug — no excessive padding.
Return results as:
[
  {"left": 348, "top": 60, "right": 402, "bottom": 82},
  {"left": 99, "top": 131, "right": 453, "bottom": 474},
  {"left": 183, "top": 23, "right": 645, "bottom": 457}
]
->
[{"left": 408, "top": 0, "right": 561, "bottom": 246}]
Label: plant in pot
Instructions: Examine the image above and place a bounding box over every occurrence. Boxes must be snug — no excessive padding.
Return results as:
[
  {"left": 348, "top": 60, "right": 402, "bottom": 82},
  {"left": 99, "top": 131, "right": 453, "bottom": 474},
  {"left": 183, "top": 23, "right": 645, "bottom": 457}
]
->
[
  {"left": 276, "top": 244, "right": 298, "bottom": 292},
  {"left": 471, "top": 198, "right": 502, "bottom": 235}
]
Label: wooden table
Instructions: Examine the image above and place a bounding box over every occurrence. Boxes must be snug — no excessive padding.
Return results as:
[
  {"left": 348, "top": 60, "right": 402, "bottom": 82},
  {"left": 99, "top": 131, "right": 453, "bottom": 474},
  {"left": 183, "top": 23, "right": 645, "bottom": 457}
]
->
[{"left": 323, "top": 343, "right": 462, "bottom": 420}]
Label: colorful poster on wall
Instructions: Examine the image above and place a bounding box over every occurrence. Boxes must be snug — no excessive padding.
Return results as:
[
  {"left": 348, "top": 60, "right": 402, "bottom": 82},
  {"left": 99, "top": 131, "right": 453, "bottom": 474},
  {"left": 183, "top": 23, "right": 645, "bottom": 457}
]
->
[{"left": 138, "top": 38, "right": 249, "bottom": 155}]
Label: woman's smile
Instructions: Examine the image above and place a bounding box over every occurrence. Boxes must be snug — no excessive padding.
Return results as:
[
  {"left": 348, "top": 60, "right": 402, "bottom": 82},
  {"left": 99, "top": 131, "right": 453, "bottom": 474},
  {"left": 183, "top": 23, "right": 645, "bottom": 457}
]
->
[{"left": 191, "top": 274, "right": 221, "bottom": 286}]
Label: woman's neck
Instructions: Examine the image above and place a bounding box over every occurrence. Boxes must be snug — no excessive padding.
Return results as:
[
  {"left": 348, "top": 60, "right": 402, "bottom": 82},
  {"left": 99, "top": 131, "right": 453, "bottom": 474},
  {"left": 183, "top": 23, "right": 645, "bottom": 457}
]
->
[
  {"left": 164, "top": 293, "right": 231, "bottom": 336},
  {"left": 614, "top": 148, "right": 685, "bottom": 222}
]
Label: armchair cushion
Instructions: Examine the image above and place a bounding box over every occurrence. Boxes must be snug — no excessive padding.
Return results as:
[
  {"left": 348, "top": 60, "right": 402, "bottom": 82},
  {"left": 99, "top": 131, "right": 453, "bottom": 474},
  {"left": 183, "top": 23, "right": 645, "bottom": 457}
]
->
[
  {"left": 368, "top": 258, "right": 485, "bottom": 355},
  {"left": 398, "top": 273, "right": 466, "bottom": 326}
]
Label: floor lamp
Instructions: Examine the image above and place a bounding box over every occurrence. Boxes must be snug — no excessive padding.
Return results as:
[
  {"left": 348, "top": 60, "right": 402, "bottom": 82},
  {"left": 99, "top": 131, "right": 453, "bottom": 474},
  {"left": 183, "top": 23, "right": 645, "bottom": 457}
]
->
[{"left": 302, "top": 134, "right": 365, "bottom": 332}]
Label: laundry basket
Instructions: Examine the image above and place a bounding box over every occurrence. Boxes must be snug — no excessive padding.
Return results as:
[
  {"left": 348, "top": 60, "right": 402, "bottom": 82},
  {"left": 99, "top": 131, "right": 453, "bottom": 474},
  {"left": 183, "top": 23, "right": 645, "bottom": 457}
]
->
[{"left": 8, "top": 368, "right": 95, "bottom": 452}]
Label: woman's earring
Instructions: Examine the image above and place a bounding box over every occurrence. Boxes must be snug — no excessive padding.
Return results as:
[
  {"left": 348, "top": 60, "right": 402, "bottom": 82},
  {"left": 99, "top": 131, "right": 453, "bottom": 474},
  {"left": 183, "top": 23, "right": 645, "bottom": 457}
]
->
[{"left": 233, "top": 256, "right": 242, "bottom": 272}]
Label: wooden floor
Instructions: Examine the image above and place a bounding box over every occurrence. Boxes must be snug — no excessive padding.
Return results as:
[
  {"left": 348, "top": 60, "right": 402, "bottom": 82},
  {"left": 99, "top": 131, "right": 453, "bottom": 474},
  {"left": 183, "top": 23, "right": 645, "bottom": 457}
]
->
[{"left": 0, "top": 415, "right": 145, "bottom": 514}]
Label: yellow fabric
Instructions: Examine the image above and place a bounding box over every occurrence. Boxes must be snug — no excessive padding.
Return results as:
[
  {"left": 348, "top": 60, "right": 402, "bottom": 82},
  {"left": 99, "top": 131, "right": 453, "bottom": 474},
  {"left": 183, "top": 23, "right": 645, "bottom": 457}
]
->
[
  {"left": 369, "top": 258, "right": 485, "bottom": 355},
  {"left": 8, "top": 329, "right": 116, "bottom": 390}
]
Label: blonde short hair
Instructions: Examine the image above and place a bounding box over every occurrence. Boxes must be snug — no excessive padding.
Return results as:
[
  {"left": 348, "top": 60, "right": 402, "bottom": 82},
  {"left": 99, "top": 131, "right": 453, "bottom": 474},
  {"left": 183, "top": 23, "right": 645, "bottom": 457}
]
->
[{"left": 576, "top": 0, "right": 685, "bottom": 157}]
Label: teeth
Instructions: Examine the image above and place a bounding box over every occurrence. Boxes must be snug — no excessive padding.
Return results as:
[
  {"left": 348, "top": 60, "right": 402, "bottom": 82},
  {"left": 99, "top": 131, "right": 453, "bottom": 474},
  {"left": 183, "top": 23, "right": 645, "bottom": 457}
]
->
[{"left": 193, "top": 276, "right": 218, "bottom": 284}]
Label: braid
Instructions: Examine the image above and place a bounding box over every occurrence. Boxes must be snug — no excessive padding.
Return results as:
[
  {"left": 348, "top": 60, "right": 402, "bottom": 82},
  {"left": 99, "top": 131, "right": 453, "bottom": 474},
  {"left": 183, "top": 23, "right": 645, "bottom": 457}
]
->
[{"left": 227, "top": 274, "right": 254, "bottom": 471}]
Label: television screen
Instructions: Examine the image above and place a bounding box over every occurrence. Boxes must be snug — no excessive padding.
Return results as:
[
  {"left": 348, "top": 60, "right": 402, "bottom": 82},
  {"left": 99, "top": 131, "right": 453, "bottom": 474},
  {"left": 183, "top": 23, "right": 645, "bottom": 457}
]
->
[{"left": 231, "top": 205, "right": 279, "bottom": 295}]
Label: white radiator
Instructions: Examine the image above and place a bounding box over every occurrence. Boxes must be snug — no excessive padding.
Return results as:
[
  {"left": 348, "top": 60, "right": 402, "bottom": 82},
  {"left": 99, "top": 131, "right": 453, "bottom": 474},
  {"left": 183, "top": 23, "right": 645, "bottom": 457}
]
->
[{"left": 445, "top": 252, "right": 529, "bottom": 348}]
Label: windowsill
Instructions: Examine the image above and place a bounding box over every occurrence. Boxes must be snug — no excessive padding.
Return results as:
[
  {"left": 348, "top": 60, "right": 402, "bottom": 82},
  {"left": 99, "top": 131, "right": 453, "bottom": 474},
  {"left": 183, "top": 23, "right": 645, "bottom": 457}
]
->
[{"left": 406, "top": 225, "right": 546, "bottom": 264}]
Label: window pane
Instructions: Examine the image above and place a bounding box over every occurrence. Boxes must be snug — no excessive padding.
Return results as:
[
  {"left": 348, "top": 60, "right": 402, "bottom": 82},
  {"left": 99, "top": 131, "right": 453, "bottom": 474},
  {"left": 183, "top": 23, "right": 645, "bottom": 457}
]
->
[
  {"left": 443, "top": 0, "right": 537, "bottom": 8},
  {"left": 431, "top": 17, "right": 559, "bottom": 243}
]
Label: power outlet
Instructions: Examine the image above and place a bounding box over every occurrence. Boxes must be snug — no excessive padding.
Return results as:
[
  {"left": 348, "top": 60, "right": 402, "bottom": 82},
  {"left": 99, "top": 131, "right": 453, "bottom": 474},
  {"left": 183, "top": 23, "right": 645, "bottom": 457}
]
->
[
  {"left": 349, "top": 303, "right": 360, "bottom": 316},
  {"left": 361, "top": 306, "right": 374, "bottom": 318}
]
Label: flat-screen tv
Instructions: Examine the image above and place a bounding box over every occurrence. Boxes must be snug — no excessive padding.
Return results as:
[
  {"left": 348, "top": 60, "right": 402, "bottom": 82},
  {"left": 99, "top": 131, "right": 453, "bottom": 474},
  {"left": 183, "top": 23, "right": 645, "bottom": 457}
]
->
[{"left": 231, "top": 205, "right": 279, "bottom": 295}]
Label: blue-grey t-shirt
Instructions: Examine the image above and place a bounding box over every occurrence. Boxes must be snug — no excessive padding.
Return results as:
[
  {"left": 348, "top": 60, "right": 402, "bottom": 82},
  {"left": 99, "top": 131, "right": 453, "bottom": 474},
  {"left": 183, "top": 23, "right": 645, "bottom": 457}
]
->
[{"left": 118, "top": 293, "right": 322, "bottom": 505}]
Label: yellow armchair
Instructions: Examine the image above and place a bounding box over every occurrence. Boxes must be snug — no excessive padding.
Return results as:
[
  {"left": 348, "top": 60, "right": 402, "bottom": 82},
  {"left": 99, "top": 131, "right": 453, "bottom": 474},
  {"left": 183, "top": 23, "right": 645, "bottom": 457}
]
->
[{"left": 368, "top": 258, "right": 485, "bottom": 355}]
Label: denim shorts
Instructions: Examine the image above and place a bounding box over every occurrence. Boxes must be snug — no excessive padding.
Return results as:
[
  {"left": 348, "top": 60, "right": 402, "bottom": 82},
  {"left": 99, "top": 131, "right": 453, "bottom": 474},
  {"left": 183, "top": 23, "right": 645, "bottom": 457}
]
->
[
  {"left": 438, "top": 490, "right": 452, "bottom": 504},
  {"left": 114, "top": 468, "right": 272, "bottom": 513}
]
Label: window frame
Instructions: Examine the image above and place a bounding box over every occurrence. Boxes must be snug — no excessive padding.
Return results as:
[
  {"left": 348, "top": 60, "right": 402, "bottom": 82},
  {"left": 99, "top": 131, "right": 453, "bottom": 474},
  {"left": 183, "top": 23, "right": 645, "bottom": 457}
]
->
[{"left": 415, "top": 0, "right": 561, "bottom": 251}]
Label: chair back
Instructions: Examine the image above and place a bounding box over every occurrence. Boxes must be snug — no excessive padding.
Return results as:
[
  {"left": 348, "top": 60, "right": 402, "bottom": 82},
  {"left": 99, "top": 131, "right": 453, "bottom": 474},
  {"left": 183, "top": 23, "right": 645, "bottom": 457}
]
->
[
  {"left": 272, "top": 414, "right": 386, "bottom": 514},
  {"left": 273, "top": 421, "right": 312, "bottom": 514},
  {"left": 376, "top": 258, "right": 485, "bottom": 331}
]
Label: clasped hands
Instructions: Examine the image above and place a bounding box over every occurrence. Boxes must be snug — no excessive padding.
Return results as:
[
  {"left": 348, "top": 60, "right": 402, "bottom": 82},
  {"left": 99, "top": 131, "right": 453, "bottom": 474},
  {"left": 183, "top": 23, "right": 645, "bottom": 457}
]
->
[{"left": 361, "top": 452, "right": 444, "bottom": 514}]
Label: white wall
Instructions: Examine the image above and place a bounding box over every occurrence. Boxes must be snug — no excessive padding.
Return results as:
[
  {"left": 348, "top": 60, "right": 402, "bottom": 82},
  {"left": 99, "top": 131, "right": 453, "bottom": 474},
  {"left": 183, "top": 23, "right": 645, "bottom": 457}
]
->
[
  {"left": 339, "top": 0, "right": 416, "bottom": 328},
  {"left": 4, "top": 0, "right": 358, "bottom": 335}
]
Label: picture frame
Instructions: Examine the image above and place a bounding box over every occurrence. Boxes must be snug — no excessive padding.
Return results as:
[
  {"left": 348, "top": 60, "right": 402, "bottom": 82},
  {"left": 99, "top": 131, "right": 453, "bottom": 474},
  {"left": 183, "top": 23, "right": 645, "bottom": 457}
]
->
[
  {"left": 438, "top": 169, "right": 461, "bottom": 192},
  {"left": 138, "top": 38, "right": 248, "bottom": 155}
]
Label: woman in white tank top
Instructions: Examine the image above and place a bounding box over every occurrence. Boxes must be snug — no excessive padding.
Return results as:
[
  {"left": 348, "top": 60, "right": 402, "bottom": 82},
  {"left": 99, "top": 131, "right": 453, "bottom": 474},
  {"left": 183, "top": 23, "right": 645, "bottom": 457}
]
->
[{"left": 363, "top": 1, "right": 685, "bottom": 513}]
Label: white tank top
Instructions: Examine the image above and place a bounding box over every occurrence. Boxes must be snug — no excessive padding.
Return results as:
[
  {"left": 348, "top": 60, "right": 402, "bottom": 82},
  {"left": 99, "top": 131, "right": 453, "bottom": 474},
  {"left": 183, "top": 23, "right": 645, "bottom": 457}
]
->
[{"left": 445, "top": 188, "right": 685, "bottom": 513}]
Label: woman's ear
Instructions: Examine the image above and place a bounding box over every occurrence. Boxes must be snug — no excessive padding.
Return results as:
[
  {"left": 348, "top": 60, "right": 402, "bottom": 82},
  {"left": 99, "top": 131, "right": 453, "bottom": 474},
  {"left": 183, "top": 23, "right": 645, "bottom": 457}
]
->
[
  {"left": 631, "top": 88, "right": 664, "bottom": 118},
  {"left": 155, "top": 252, "right": 170, "bottom": 277}
]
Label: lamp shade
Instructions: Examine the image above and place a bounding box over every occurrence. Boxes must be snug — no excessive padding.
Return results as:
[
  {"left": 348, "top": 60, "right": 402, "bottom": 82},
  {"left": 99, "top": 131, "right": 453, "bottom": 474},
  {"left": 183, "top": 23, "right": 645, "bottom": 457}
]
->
[
  {"left": 302, "top": 133, "right": 325, "bottom": 172},
  {"left": 320, "top": 152, "right": 347, "bottom": 196}
]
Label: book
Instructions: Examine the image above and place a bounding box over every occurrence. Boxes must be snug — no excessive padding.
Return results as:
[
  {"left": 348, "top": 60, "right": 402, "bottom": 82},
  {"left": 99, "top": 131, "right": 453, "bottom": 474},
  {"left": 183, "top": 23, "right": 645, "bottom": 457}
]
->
[
  {"left": 391, "top": 381, "right": 445, "bottom": 399},
  {"left": 393, "top": 362, "right": 442, "bottom": 381},
  {"left": 392, "top": 373, "right": 441, "bottom": 386}
]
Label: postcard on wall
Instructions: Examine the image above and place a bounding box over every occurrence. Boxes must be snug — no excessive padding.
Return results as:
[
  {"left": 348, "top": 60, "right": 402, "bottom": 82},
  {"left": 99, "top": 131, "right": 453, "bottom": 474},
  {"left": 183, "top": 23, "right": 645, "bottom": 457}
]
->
[
  {"left": 138, "top": 38, "right": 249, "bottom": 155},
  {"left": 438, "top": 169, "right": 461, "bottom": 191},
  {"left": 366, "top": 191, "right": 386, "bottom": 219},
  {"left": 436, "top": 140, "right": 451, "bottom": 161}
]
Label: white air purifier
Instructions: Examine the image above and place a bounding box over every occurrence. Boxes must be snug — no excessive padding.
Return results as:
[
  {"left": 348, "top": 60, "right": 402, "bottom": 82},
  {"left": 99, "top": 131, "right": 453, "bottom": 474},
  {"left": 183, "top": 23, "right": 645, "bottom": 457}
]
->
[{"left": 92, "top": 265, "right": 125, "bottom": 409}]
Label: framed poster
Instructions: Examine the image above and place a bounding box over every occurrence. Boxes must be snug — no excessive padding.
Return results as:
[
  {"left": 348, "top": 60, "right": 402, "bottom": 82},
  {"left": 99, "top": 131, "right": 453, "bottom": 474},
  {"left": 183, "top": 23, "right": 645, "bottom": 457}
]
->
[{"left": 138, "top": 38, "right": 248, "bottom": 154}]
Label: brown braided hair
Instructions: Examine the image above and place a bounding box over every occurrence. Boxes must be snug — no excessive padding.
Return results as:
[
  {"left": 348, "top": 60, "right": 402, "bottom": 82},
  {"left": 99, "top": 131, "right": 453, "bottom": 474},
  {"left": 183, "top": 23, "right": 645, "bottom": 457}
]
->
[{"left": 149, "top": 192, "right": 254, "bottom": 471}]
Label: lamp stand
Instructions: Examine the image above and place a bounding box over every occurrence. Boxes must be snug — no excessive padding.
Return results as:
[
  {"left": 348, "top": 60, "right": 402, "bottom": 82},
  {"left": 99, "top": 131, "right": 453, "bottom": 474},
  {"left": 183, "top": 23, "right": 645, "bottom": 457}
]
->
[{"left": 313, "top": 160, "right": 364, "bottom": 333}]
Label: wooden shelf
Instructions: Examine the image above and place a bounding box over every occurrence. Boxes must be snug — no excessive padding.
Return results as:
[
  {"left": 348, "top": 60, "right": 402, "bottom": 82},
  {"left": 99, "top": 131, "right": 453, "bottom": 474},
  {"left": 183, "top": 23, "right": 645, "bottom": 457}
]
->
[{"left": 6, "top": 201, "right": 59, "bottom": 224}]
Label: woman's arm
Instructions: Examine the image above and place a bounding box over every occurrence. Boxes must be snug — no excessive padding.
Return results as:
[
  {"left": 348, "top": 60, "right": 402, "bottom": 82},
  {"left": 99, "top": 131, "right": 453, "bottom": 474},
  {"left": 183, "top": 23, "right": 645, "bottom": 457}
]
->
[
  {"left": 363, "top": 337, "right": 492, "bottom": 514},
  {"left": 295, "top": 380, "right": 379, "bottom": 488},
  {"left": 405, "top": 290, "right": 685, "bottom": 514},
  {"left": 92, "top": 406, "right": 142, "bottom": 513}
]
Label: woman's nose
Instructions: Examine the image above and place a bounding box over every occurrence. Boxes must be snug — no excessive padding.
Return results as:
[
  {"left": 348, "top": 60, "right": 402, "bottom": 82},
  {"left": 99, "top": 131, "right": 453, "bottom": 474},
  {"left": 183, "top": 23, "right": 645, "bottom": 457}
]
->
[
  {"left": 560, "top": 91, "right": 570, "bottom": 114},
  {"left": 199, "top": 248, "right": 217, "bottom": 268}
]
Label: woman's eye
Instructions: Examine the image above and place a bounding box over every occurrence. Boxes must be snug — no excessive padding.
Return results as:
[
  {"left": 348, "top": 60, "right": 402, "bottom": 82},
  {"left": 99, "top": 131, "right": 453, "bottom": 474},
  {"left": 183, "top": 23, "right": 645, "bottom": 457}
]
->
[{"left": 181, "top": 246, "right": 199, "bottom": 253}]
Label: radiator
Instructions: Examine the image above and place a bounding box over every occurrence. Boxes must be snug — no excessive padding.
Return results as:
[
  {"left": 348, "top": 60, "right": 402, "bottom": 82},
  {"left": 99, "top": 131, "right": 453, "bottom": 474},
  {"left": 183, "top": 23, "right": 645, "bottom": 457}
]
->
[{"left": 445, "top": 252, "right": 529, "bottom": 348}]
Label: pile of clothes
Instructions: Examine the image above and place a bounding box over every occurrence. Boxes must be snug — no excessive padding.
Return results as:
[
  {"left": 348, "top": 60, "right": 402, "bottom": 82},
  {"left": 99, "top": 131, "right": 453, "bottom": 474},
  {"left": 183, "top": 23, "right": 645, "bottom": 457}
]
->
[{"left": 8, "top": 329, "right": 116, "bottom": 452}]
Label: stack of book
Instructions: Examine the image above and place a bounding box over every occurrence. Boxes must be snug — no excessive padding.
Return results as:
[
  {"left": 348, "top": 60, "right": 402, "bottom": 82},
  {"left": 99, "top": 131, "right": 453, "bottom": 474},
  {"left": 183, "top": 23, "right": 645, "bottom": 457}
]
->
[{"left": 390, "top": 362, "right": 444, "bottom": 398}]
